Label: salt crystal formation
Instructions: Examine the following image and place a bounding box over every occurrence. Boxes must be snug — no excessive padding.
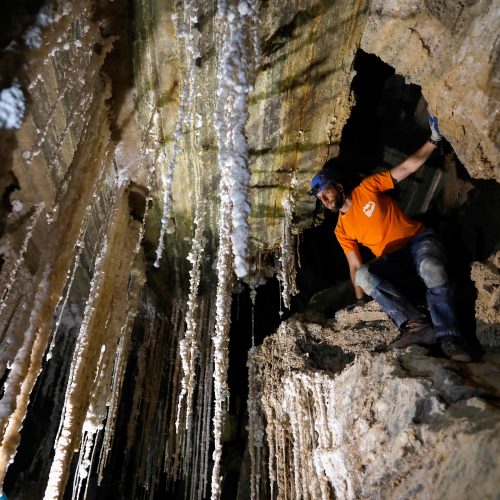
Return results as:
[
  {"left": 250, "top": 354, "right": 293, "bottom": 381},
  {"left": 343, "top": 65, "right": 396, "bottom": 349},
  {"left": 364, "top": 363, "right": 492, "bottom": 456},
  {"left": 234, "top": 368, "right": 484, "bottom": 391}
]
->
[
  {"left": 155, "top": 0, "right": 201, "bottom": 267},
  {"left": 249, "top": 308, "right": 500, "bottom": 499},
  {"left": 214, "top": 0, "right": 259, "bottom": 279}
]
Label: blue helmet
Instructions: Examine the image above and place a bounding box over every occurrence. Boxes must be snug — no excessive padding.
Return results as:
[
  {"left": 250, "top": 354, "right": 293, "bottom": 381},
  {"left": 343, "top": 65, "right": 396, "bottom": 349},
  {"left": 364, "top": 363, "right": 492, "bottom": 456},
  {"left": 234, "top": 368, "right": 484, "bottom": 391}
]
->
[{"left": 309, "top": 170, "right": 336, "bottom": 196}]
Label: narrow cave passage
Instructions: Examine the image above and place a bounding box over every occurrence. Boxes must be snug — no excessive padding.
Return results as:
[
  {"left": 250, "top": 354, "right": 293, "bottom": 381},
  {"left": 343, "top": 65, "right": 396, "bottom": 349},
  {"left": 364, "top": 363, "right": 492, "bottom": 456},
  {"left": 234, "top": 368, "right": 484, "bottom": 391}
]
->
[{"left": 223, "top": 49, "right": 500, "bottom": 498}]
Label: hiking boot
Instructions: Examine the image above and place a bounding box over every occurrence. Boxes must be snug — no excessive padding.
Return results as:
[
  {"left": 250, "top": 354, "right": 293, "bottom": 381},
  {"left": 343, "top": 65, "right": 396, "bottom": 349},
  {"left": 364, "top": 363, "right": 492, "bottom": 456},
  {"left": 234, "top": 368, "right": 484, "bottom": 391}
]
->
[
  {"left": 439, "top": 336, "right": 472, "bottom": 362},
  {"left": 388, "top": 319, "right": 436, "bottom": 350}
]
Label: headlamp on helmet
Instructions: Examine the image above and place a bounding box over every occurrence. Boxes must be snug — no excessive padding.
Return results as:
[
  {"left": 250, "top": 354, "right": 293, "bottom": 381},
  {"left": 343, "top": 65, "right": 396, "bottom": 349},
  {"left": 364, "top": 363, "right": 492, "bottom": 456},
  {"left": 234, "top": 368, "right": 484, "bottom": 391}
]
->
[{"left": 309, "top": 171, "right": 336, "bottom": 197}]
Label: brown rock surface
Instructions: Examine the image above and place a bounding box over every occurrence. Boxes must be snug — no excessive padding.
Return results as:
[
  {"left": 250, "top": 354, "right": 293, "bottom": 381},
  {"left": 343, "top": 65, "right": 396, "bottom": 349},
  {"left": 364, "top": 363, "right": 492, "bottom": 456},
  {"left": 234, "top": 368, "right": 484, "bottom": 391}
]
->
[
  {"left": 471, "top": 250, "right": 500, "bottom": 347},
  {"left": 249, "top": 304, "right": 500, "bottom": 499},
  {"left": 361, "top": 0, "right": 500, "bottom": 180}
]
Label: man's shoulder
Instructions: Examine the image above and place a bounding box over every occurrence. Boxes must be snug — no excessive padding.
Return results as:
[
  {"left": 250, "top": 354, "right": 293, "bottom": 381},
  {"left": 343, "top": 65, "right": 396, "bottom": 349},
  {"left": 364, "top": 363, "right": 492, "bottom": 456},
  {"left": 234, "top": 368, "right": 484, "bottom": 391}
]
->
[{"left": 357, "top": 170, "right": 393, "bottom": 193}]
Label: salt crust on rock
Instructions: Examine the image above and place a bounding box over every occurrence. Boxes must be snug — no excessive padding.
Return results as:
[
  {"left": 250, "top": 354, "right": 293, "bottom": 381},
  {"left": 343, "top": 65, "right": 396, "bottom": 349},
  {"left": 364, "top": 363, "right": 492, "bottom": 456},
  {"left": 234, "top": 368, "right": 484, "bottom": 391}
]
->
[{"left": 249, "top": 302, "right": 500, "bottom": 499}]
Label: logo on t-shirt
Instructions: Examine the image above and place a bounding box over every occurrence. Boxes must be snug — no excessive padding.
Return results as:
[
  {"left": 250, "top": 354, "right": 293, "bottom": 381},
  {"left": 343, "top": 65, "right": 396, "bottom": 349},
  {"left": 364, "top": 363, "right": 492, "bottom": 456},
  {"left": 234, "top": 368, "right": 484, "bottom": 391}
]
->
[{"left": 363, "top": 201, "right": 376, "bottom": 217}]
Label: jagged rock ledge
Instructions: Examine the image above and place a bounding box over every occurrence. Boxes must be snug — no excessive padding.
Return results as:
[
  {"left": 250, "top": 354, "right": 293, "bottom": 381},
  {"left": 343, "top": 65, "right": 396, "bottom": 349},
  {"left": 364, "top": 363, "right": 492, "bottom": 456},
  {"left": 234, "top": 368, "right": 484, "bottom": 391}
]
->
[{"left": 248, "top": 302, "right": 500, "bottom": 499}]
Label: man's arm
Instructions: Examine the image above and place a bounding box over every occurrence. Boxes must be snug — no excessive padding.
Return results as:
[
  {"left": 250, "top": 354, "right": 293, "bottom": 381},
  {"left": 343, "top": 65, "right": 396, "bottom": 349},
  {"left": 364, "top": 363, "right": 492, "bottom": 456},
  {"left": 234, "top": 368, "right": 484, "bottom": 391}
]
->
[
  {"left": 345, "top": 248, "right": 365, "bottom": 300},
  {"left": 390, "top": 141, "right": 438, "bottom": 184},
  {"left": 390, "top": 114, "right": 442, "bottom": 184}
]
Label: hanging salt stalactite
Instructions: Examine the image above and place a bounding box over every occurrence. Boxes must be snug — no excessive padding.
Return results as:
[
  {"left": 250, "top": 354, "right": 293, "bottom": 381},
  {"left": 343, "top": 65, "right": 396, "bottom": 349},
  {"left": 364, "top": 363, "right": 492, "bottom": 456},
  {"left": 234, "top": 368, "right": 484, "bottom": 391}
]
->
[
  {"left": 46, "top": 206, "right": 90, "bottom": 360},
  {"left": 47, "top": 182, "right": 146, "bottom": 499},
  {"left": 175, "top": 201, "right": 206, "bottom": 459},
  {"left": 0, "top": 262, "right": 51, "bottom": 491},
  {"left": 247, "top": 350, "right": 266, "bottom": 500},
  {"left": 96, "top": 263, "right": 146, "bottom": 484},
  {"left": 278, "top": 174, "right": 299, "bottom": 310},
  {"left": 43, "top": 188, "right": 125, "bottom": 499},
  {"left": 209, "top": 1, "right": 259, "bottom": 496},
  {"left": 210, "top": 190, "right": 233, "bottom": 500},
  {"left": 154, "top": 0, "right": 201, "bottom": 267},
  {"left": 171, "top": 296, "right": 215, "bottom": 500},
  {"left": 0, "top": 202, "right": 44, "bottom": 318},
  {"left": 214, "top": 0, "right": 259, "bottom": 279},
  {"left": 44, "top": 239, "right": 112, "bottom": 499}
]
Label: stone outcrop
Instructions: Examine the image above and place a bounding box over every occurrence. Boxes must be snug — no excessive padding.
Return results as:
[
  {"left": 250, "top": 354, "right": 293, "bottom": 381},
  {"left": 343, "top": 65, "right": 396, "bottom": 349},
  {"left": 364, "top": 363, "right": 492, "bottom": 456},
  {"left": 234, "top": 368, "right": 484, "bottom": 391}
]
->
[
  {"left": 361, "top": 0, "right": 500, "bottom": 181},
  {"left": 249, "top": 303, "right": 500, "bottom": 499},
  {"left": 472, "top": 250, "right": 500, "bottom": 348}
]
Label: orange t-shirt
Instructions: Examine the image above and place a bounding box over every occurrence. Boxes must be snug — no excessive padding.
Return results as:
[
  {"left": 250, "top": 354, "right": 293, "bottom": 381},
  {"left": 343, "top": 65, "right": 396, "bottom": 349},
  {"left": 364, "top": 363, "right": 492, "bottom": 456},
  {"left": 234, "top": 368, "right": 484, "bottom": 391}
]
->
[{"left": 335, "top": 171, "right": 425, "bottom": 257}]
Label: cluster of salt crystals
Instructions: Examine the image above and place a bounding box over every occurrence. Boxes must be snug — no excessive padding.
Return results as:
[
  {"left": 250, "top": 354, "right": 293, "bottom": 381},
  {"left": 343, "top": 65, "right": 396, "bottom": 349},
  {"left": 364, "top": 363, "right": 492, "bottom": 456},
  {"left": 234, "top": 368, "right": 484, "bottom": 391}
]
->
[
  {"left": 43, "top": 224, "right": 112, "bottom": 499},
  {"left": 214, "top": 0, "right": 259, "bottom": 279},
  {"left": 247, "top": 351, "right": 266, "bottom": 499},
  {"left": 0, "top": 203, "right": 44, "bottom": 319},
  {"left": 22, "top": 2, "right": 54, "bottom": 49},
  {"left": 210, "top": 183, "right": 233, "bottom": 500},
  {"left": 282, "top": 372, "right": 345, "bottom": 499},
  {"left": 0, "top": 264, "right": 51, "bottom": 487},
  {"left": 154, "top": 0, "right": 201, "bottom": 267},
  {"left": 248, "top": 330, "right": 342, "bottom": 500},
  {"left": 0, "top": 81, "right": 26, "bottom": 130},
  {"left": 176, "top": 203, "right": 206, "bottom": 441},
  {"left": 278, "top": 174, "right": 299, "bottom": 310}
]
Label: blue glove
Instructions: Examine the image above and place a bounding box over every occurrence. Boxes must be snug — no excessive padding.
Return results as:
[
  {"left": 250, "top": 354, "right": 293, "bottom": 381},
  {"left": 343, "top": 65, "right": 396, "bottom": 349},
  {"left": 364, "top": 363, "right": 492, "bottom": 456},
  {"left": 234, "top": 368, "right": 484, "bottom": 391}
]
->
[{"left": 428, "top": 114, "right": 442, "bottom": 142}]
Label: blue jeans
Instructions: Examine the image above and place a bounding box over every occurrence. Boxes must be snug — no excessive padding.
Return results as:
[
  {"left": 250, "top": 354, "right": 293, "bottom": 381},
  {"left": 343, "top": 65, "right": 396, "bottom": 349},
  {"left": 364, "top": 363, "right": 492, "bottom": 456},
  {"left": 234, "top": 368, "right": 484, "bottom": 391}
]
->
[{"left": 355, "top": 230, "right": 459, "bottom": 338}]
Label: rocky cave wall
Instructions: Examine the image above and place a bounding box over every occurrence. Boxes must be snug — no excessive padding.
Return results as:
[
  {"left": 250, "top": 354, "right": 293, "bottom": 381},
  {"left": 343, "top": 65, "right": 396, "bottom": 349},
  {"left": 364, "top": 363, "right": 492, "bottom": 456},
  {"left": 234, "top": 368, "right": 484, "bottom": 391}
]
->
[{"left": 0, "top": 0, "right": 498, "bottom": 499}]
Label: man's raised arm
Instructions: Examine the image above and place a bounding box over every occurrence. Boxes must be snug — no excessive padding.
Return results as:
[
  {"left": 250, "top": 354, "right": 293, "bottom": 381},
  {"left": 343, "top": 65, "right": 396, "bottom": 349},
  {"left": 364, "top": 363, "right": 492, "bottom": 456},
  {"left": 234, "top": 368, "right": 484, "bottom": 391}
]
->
[{"left": 390, "top": 114, "right": 442, "bottom": 184}]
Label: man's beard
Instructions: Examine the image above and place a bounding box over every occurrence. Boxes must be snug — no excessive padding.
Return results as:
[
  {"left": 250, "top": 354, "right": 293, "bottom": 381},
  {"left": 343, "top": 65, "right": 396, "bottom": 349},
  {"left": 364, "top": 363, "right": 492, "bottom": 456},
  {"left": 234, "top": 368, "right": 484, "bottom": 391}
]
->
[{"left": 331, "top": 190, "right": 345, "bottom": 212}]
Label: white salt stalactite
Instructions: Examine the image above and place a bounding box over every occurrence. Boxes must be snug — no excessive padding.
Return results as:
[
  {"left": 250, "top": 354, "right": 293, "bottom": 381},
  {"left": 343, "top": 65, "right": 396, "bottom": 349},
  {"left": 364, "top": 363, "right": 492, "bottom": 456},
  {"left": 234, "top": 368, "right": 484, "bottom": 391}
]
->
[
  {"left": 214, "top": 0, "right": 259, "bottom": 279},
  {"left": 43, "top": 191, "right": 123, "bottom": 499},
  {"left": 46, "top": 205, "right": 91, "bottom": 360},
  {"left": 247, "top": 351, "right": 265, "bottom": 500},
  {"left": 199, "top": 305, "right": 215, "bottom": 500},
  {"left": 250, "top": 286, "right": 257, "bottom": 347},
  {"left": 43, "top": 234, "right": 110, "bottom": 499},
  {"left": 210, "top": 189, "right": 233, "bottom": 500},
  {"left": 0, "top": 265, "right": 51, "bottom": 487},
  {"left": 0, "top": 202, "right": 44, "bottom": 318},
  {"left": 278, "top": 175, "right": 299, "bottom": 310},
  {"left": 210, "top": 1, "right": 259, "bottom": 496},
  {"left": 155, "top": 1, "right": 201, "bottom": 267},
  {"left": 175, "top": 202, "right": 206, "bottom": 470}
]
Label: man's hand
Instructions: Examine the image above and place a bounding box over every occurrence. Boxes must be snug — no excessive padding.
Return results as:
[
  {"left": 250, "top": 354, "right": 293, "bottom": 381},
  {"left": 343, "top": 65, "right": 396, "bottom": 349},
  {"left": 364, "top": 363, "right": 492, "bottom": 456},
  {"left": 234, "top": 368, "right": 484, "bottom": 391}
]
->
[
  {"left": 428, "top": 113, "right": 442, "bottom": 142},
  {"left": 345, "top": 296, "right": 371, "bottom": 311}
]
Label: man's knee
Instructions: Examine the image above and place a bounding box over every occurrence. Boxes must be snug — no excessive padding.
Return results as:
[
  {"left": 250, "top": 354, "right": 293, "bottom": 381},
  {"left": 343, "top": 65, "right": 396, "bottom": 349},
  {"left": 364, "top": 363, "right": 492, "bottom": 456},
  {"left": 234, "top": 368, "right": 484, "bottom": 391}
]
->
[
  {"left": 355, "top": 265, "right": 382, "bottom": 296},
  {"left": 418, "top": 256, "right": 448, "bottom": 288}
]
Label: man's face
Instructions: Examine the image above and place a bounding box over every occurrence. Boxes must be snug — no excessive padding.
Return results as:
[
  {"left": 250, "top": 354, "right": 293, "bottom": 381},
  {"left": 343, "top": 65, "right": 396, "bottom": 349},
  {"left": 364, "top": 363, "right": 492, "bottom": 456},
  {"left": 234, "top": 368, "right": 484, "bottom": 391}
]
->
[{"left": 317, "top": 184, "right": 344, "bottom": 212}]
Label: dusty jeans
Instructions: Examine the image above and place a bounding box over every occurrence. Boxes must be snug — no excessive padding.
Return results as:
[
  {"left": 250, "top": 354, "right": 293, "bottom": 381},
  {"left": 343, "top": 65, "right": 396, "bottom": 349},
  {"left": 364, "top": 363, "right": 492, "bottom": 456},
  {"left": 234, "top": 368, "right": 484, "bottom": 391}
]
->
[{"left": 355, "top": 229, "right": 460, "bottom": 338}]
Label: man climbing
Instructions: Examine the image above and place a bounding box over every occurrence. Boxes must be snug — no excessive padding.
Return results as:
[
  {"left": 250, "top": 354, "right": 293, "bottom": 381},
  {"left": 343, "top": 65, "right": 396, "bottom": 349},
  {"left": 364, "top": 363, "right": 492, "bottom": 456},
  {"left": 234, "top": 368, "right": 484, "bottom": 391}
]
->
[{"left": 310, "top": 115, "right": 471, "bottom": 361}]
